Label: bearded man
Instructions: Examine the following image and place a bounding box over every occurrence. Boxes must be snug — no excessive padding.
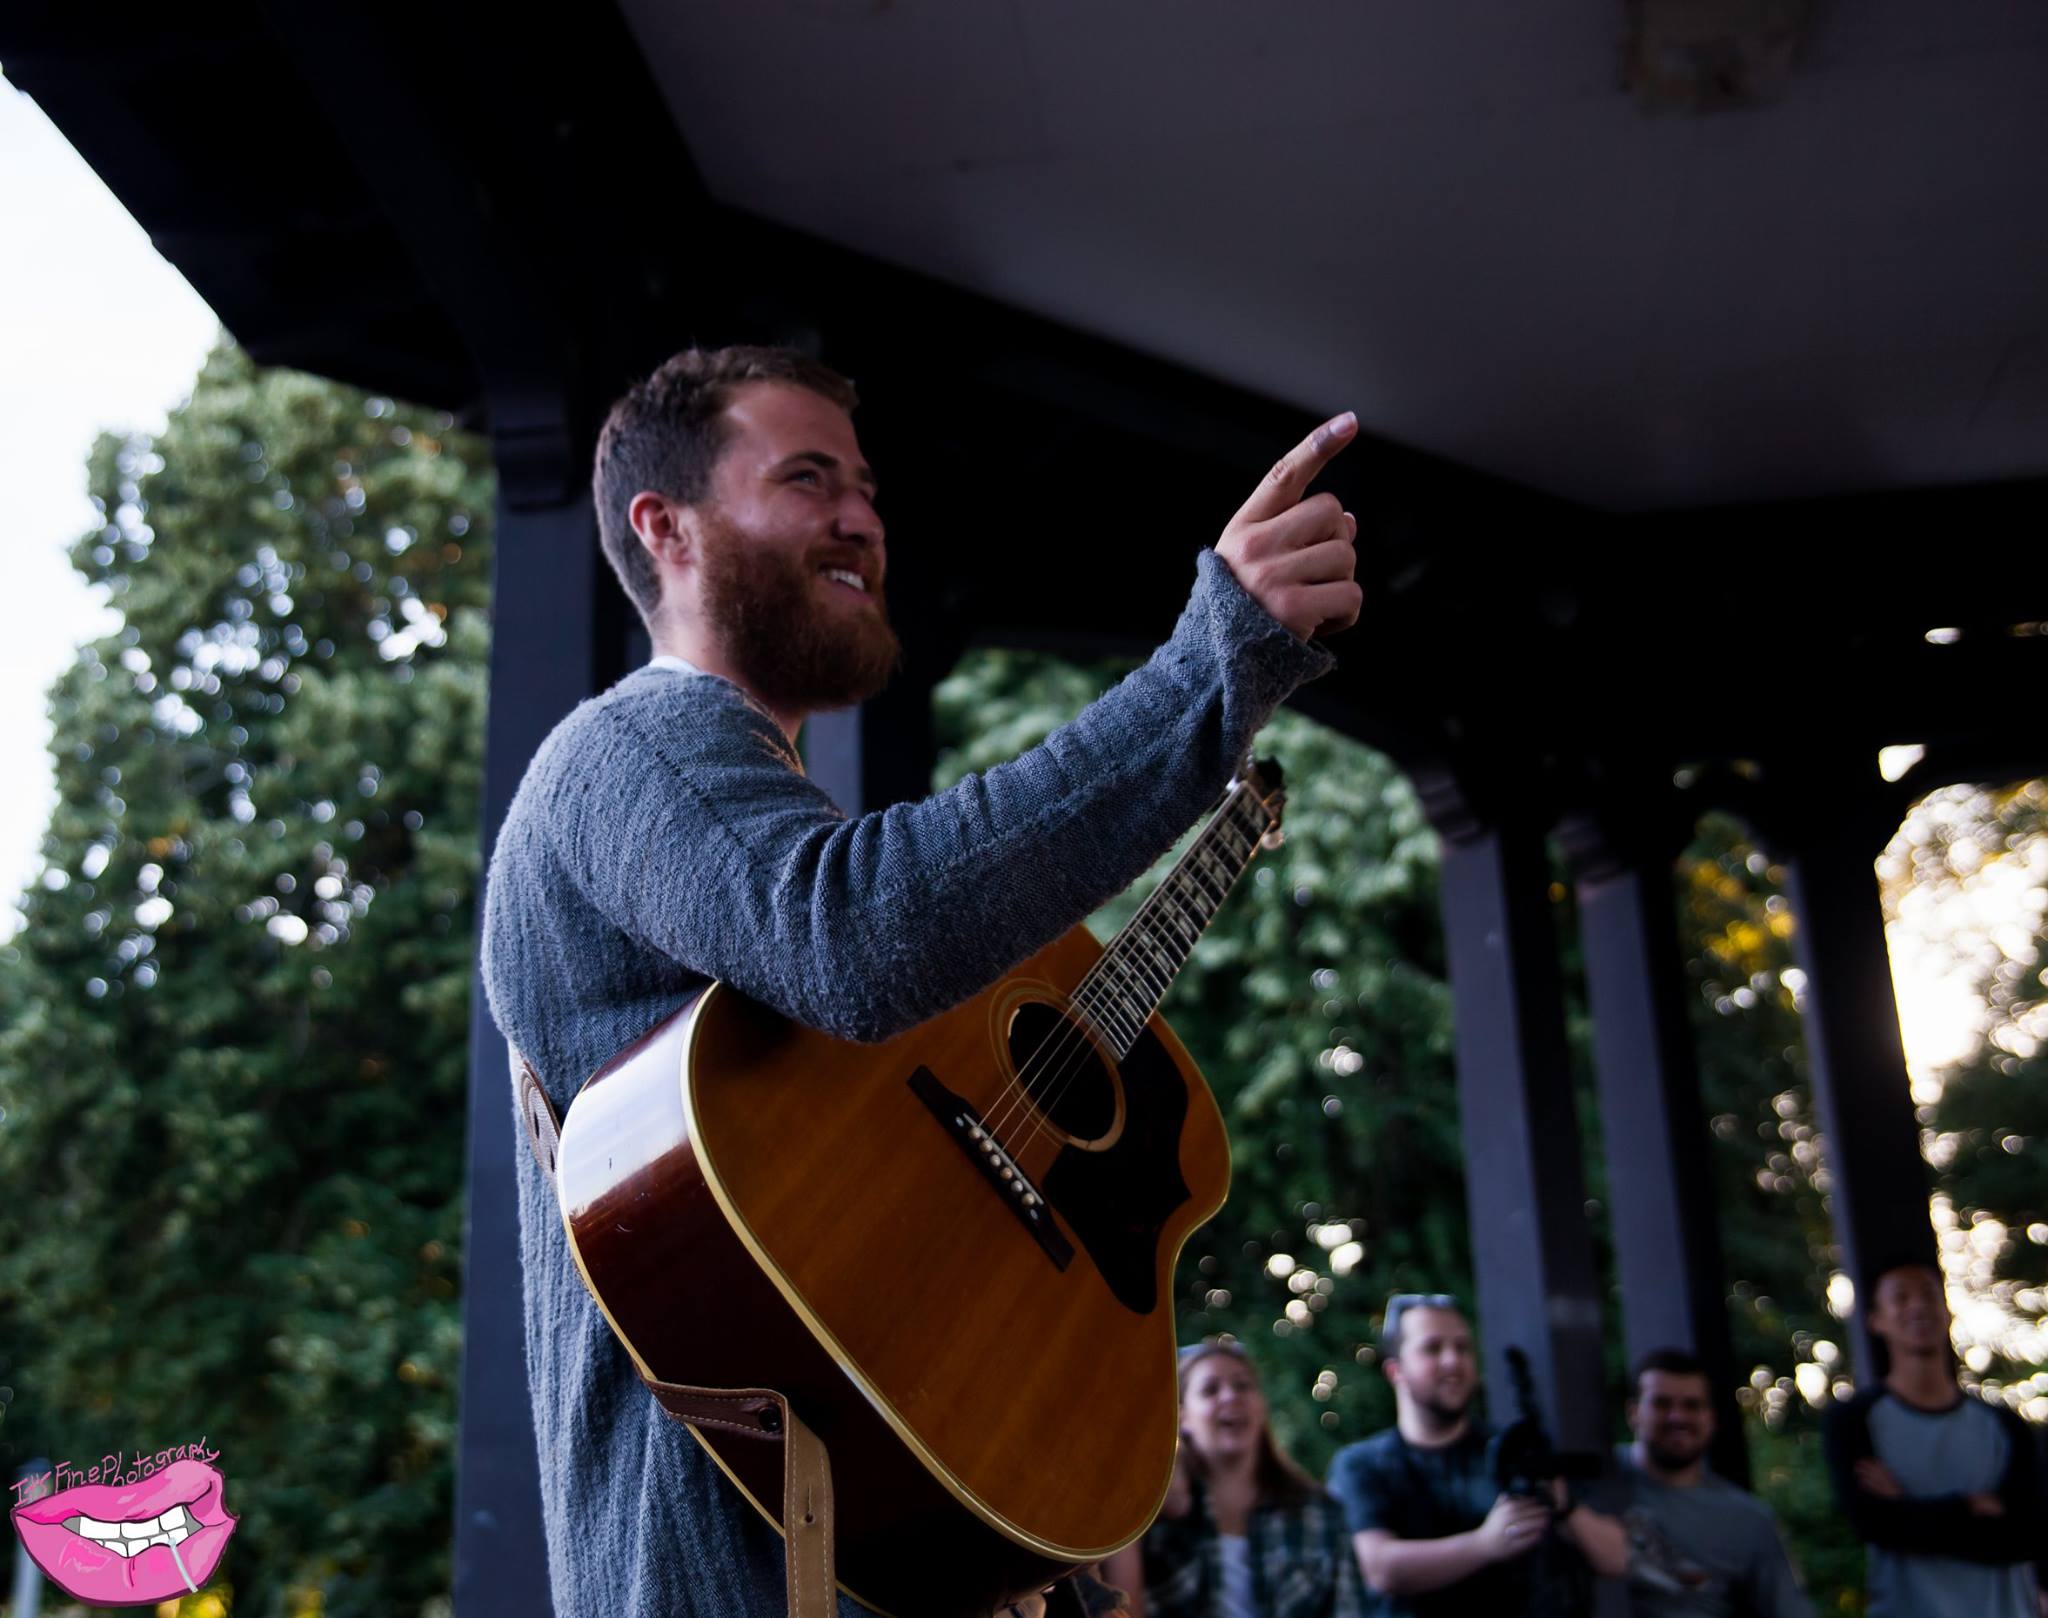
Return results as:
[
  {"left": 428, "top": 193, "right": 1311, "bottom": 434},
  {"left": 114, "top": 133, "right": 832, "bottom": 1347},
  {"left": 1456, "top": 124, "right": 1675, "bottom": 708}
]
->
[
  {"left": 1586, "top": 1349, "right": 1810, "bottom": 1618},
  {"left": 480, "top": 345, "right": 1365, "bottom": 1617},
  {"left": 1326, "top": 1293, "right": 1626, "bottom": 1617}
]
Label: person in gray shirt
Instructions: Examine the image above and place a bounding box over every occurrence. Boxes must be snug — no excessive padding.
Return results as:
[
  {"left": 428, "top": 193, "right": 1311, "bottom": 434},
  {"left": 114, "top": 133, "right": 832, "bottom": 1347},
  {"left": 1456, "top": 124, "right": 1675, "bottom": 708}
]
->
[
  {"left": 1823, "top": 1259, "right": 2046, "bottom": 1618},
  {"left": 1589, "top": 1349, "right": 1811, "bottom": 1618},
  {"left": 480, "top": 344, "right": 1364, "bottom": 1618}
]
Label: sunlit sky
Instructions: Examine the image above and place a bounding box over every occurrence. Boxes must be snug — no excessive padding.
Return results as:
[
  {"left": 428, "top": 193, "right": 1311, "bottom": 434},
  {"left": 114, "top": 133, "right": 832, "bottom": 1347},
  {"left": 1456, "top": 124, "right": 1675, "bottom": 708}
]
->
[
  {"left": 0, "top": 76, "right": 2037, "bottom": 1382},
  {"left": 0, "top": 72, "right": 219, "bottom": 941}
]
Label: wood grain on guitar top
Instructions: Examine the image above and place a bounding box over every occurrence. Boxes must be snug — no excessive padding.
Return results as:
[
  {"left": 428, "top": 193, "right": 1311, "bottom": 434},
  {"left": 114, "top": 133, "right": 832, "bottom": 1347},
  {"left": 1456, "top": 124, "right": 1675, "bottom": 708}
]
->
[{"left": 556, "top": 924, "right": 1231, "bottom": 1617}]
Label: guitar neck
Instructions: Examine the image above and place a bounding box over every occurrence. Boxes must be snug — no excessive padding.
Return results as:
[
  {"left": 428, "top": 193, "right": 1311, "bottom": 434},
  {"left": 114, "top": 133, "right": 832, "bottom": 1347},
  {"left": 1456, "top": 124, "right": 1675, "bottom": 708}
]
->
[{"left": 1071, "top": 763, "right": 1283, "bottom": 1059}]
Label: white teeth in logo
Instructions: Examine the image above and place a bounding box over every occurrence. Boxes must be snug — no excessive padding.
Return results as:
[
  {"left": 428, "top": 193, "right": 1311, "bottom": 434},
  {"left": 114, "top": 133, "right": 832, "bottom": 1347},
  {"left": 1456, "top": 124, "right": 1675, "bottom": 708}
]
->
[
  {"left": 822, "top": 568, "right": 866, "bottom": 593},
  {"left": 61, "top": 1503, "right": 197, "bottom": 1556}
]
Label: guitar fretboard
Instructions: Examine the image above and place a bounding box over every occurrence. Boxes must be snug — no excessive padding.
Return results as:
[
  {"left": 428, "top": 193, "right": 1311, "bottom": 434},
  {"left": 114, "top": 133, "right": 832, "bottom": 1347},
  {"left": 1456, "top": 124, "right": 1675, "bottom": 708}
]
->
[{"left": 1070, "top": 773, "right": 1279, "bottom": 1059}]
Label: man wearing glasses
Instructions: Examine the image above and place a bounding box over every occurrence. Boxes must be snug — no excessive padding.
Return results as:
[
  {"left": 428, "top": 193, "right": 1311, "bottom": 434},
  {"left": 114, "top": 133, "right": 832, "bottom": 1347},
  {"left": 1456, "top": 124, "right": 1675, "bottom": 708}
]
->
[{"left": 1326, "top": 1293, "right": 1626, "bottom": 1615}]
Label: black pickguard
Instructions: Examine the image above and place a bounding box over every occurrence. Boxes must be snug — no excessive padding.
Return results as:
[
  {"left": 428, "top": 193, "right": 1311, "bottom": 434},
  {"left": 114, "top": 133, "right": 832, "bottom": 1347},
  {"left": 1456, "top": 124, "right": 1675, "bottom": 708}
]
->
[{"left": 1040, "top": 1024, "right": 1193, "bottom": 1316}]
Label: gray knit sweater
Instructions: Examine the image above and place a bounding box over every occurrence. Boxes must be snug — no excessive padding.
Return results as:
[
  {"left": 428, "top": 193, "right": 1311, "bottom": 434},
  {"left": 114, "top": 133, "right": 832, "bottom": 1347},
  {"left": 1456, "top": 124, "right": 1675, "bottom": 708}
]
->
[{"left": 479, "top": 549, "right": 1333, "bottom": 1616}]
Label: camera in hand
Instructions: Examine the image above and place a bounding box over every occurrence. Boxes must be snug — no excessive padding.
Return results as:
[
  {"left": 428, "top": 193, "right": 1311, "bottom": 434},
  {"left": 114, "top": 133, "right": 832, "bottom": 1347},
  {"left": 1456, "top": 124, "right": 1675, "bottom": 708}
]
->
[{"left": 1486, "top": 1346, "right": 1603, "bottom": 1503}]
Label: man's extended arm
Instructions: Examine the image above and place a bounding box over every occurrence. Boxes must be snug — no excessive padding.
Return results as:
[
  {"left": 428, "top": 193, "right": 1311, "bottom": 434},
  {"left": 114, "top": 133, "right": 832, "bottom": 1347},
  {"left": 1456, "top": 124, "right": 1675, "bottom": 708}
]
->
[
  {"left": 542, "top": 551, "right": 1331, "bottom": 1043},
  {"left": 1981, "top": 1403, "right": 2048, "bottom": 1567},
  {"left": 1556, "top": 1497, "right": 1629, "bottom": 1579},
  {"left": 1350, "top": 1494, "right": 1550, "bottom": 1598}
]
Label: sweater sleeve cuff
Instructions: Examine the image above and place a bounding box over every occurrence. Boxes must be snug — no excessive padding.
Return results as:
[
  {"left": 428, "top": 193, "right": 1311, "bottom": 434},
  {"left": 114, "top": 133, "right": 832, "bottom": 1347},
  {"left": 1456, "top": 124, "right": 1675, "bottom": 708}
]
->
[{"left": 1189, "top": 546, "right": 1339, "bottom": 699}]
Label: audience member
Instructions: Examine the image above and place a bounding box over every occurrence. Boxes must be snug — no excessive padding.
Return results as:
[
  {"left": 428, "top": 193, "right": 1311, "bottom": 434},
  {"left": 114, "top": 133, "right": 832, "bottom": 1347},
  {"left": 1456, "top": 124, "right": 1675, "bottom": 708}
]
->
[
  {"left": 1325, "top": 1293, "right": 1626, "bottom": 1616},
  {"left": 1588, "top": 1347, "right": 1811, "bottom": 1617},
  {"left": 1101, "top": 1340, "right": 1365, "bottom": 1618},
  {"left": 1822, "top": 1258, "right": 2046, "bottom": 1618}
]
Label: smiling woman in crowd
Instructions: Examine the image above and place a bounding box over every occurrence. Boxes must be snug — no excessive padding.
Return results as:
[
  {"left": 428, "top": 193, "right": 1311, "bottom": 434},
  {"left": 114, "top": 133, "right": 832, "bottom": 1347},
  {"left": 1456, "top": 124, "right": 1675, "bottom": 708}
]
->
[{"left": 1101, "top": 1340, "right": 1364, "bottom": 1618}]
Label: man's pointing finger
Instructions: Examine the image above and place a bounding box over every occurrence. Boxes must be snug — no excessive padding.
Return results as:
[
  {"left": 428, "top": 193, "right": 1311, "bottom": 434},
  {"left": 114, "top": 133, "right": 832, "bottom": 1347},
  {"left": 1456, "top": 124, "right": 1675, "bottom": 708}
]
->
[{"left": 1232, "top": 410, "right": 1358, "bottom": 526}]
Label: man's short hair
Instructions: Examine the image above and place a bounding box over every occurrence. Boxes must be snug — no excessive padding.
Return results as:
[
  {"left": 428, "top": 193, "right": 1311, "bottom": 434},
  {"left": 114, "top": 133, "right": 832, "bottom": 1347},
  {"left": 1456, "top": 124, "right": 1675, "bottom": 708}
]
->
[
  {"left": 1863, "top": 1253, "right": 1941, "bottom": 1300},
  {"left": 1630, "top": 1347, "right": 1708, "bottom": 1389},
  {"left": 591, "top": 345, "right": 860, "bottom": 621},
  {"left": 1381, "top": 1292, "right": 1464, "bottom": 1360}
]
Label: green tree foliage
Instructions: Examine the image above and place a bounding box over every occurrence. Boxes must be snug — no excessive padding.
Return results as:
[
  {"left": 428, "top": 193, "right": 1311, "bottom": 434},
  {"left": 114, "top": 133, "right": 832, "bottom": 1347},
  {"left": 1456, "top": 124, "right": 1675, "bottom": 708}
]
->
[{"left": 0, "top": 341, "right": 491, "bottom": 1618}]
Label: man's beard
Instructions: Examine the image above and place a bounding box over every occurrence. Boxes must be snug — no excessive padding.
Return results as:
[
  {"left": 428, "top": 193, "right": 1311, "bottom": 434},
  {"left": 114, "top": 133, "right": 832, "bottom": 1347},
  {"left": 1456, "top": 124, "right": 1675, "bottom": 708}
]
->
[
  {"left": 1644, "top": 1434, "right": 1707, "bottom": 1472},
  {"left": 1409, "top": 1387, "right": 1472, "bottom": 1435},
  {"left": 697, "top": 510, "right": 900, "bottom": 714}
]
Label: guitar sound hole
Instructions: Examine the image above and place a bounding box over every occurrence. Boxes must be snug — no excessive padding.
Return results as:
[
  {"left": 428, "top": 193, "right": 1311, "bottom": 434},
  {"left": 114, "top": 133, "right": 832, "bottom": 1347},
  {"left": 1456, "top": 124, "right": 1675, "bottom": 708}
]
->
[{"left": 1005, "top": 1003, "right": 1118, "bottom": 1144}]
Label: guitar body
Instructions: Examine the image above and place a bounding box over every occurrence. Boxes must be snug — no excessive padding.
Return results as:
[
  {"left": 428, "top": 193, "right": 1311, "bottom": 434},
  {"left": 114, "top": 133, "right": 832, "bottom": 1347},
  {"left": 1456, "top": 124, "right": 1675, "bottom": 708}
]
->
[{"left": 555, "top": 924, "right": 1232, "bottom": 1618}]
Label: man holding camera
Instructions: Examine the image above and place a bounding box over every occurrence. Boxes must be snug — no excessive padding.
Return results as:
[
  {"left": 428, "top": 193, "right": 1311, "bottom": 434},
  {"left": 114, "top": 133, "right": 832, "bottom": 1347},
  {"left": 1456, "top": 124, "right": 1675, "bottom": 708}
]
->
[{"left": 1326, "top": 1293, "right": 1627, "bottom": 1616}]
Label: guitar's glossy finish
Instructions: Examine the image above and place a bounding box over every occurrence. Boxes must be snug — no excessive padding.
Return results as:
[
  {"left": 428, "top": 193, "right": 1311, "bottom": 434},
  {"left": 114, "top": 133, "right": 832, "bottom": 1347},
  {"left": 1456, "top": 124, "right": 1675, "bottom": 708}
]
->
[{"left": 556, "top": 925, "right": 1231, "bottom": 1618}]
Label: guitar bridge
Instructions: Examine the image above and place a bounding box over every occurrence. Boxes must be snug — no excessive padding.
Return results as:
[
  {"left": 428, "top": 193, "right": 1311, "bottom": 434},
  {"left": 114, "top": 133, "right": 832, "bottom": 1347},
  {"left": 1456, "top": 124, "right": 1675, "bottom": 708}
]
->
[{"left": 907, "top": 1067, "right": 1073, "bottom": 1272}]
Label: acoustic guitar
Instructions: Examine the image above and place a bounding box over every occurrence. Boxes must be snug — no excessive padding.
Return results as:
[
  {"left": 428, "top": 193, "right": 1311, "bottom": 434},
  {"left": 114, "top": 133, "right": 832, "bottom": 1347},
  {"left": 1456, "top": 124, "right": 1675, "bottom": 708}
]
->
[{"left": 552, "top": 760, "right": 1287, "bottom": 1618}]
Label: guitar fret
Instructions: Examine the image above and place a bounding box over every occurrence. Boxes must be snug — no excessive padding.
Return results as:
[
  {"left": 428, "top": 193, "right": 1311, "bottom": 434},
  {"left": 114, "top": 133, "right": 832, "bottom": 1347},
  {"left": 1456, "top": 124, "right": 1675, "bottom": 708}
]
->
[
  {"left": 1224, "top": 812, "right": 1267, "bottom": 867},
  {"left": 1078, "top": 982, "right": 1138, "bottom": 1050},
  {"left": 1157, "top": 898, "right": 1201, "bottom": 947},
  {"left": 1127, "top": 935, "right": 1173, "bottom": 998},
  {"left": 1142, "top": 926, "right": 1180, "bottom": 979},
  {"left": 1162, "top": 884, "right": 1209, "bottom": 931},
  {"left": 1190, "top": 850, "right": 1233, "bottom": 900},
  {"left": 1106, "top": 960, "right": 1153, "bottom": 1018},
  {"left": 1084, "top": 769, "right": 1284, "bottom": 1059},
  {"left": 1182, "top": 859, "right": 1229, "bottom": 908}
]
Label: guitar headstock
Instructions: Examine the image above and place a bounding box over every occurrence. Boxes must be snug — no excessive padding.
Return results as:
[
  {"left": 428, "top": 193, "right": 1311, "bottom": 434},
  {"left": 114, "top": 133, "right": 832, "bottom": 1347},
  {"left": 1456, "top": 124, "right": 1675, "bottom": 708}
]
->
[{"left": 1241, "top": 756, "right": 1287, "bottom": 850}]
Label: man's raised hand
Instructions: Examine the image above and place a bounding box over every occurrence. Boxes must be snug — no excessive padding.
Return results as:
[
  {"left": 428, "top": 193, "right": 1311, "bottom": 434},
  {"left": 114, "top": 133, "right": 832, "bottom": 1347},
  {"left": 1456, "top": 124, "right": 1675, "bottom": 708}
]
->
[{"left": 1215, "top": 411, "right": 1363, "bottom": 640}]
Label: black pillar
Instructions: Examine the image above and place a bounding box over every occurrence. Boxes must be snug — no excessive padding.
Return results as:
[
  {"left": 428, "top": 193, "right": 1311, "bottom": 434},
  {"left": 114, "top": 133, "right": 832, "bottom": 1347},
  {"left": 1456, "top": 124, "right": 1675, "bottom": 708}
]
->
[
  {"left": 803, "top": 668, "right": 944, "bottom": 817},
  {"left": 1561, "top": 812, "right": 1747, "bottom": 1486},
  {"left": 1777, "top": 800, "right": 1935, "bottom": 1373},
  {"left": 1433, "top": 814, "right": 1610, "bottom": 1451},
  {"left": 453, "top": 469, "right": 610, "bottom": 1616}
]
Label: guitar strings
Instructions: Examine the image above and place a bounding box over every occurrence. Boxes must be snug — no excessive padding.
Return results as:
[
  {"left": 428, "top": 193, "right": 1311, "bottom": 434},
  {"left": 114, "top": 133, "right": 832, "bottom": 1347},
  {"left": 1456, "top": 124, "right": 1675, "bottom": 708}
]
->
[
  {"left": 982, "top": 788, "right": 1272, "bottom": 1167},
  {"left": 985, "top": 785, "right": 1271, "bottom": 1161},
  {"left": 1007, "top": 797, "right": 1265, "bottom": 1162},
  {"left": 979, "top": 790, "right": 1256, "bottom": 1154},
  {"left": 992, "top": 789, "right": 1268, "bottom": 1158},
  {"left": 999, "top": 801, "right": 1260, "bottom": 1165}
]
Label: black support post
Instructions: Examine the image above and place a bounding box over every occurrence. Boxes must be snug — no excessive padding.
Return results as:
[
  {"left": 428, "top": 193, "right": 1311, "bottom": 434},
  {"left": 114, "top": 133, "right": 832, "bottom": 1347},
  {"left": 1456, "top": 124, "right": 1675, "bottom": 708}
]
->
[
  {"left": 453, "top": 479, "right": 608, "bottom": 1617},
  {"left": 1435, "top": 818, "right": 1610, "bottom": 1451},
  {"left": 802, "top": 668, "right": 944, "bottom": 818},
  {"left": 1562, "top": 813, "right": 1747, "bottom": 1486},
  {"left": 1778, "top": 813, "right": 1935, "bottom": 1372}
]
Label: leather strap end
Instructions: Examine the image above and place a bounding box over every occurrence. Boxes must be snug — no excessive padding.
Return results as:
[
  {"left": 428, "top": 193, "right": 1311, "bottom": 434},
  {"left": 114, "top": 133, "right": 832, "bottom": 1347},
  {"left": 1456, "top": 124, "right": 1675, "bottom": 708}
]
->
[
  {"left": 780, "top": 1402, "right": 835, "bottom": 1618},
  {"left": 642, "top": 1376, "right": 835, "bottom": 1618}
]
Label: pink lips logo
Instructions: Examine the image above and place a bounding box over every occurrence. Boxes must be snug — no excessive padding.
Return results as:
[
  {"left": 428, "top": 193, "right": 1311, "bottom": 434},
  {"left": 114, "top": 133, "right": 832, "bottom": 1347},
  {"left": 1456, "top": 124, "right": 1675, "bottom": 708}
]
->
[{"left": 11, "top": 1455, "right": 237, "bottom": 1607}]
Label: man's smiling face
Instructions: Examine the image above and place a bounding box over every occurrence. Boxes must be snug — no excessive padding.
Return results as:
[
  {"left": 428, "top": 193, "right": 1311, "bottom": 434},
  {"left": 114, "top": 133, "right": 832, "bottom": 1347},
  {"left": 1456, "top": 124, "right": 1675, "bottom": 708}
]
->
[{"left": 690, "top": 380, "right": 898, "bottom": 714}]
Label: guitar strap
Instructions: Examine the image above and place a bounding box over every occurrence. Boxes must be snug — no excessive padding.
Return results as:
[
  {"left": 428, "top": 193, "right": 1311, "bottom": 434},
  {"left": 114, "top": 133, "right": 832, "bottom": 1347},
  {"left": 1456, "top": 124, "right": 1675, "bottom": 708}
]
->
[{"left": 513, "top": 1049, "right": 838, "bottom": 1618}]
